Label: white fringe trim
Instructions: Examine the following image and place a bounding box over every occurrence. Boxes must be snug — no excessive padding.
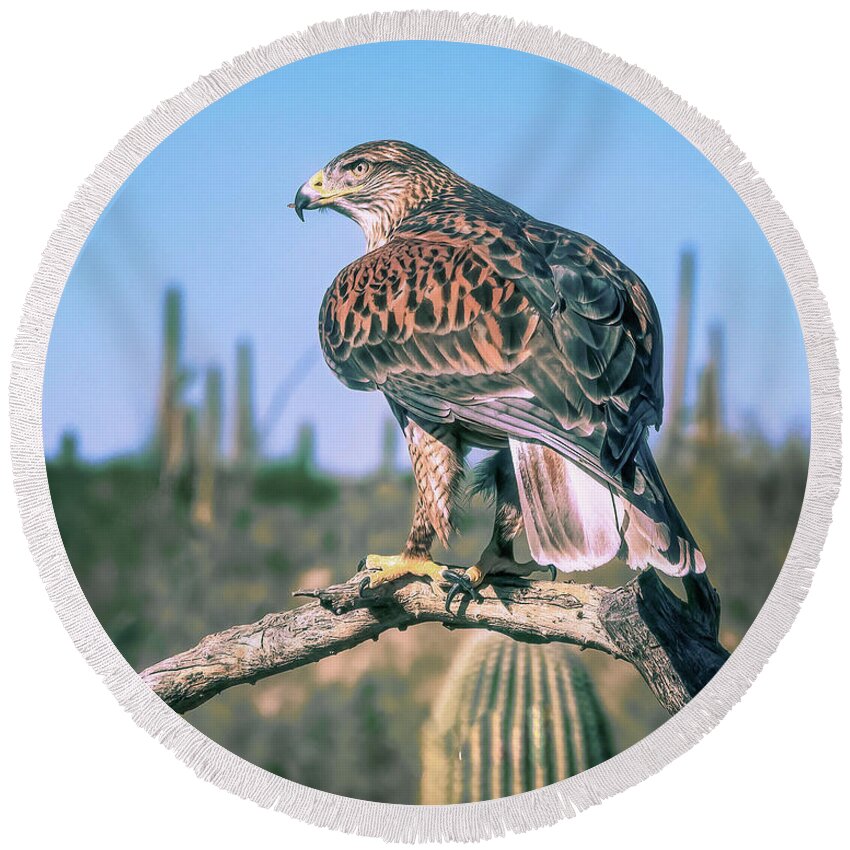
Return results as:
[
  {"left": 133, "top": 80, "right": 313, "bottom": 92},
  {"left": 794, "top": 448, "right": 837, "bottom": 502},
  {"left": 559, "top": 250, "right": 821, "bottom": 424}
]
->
[{"left": 8, "top": 10, "right": 840, "bottom": 842}]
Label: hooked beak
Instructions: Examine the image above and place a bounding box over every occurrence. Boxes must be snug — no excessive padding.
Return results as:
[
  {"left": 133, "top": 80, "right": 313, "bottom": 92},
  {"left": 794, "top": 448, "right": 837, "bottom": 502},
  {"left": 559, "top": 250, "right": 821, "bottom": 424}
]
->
[
  {"left": 290, "top": 171, "right": 324, "bottom": 221},
  {"left": 290, "top": 169, "right": 358, "bottom": 220}
]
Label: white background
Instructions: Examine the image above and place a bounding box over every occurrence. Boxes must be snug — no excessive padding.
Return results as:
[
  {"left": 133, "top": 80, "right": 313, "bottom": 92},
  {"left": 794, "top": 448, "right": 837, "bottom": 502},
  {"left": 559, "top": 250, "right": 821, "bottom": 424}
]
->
[{"left": 2, "top": 1, "right": 847, "bottom": 847}]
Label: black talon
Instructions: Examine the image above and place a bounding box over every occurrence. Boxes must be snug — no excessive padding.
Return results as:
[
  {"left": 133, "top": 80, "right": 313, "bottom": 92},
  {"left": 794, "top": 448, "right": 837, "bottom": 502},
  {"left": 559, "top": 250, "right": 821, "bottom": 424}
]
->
[
  {"left": 441, "top": 570, "right": 482, "bottom": 613},
  {"left": 358, "top": 576, "right": 372, "bottom": 597},
  {"left": 546, "top": 564, "right": 557, "bottom": 581},
  {"left": 445, "top": 582, "right": 462, "bottom": 612}
]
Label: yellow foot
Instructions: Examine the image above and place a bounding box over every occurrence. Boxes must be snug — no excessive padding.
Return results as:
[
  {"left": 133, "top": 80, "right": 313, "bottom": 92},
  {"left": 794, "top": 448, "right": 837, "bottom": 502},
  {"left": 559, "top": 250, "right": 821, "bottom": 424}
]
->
[
  {"left": 359, "top": 553, "right": 446, "bottom": 589},
  {"left": 358, "top": 554, "right": 483, "bottom": 612}
]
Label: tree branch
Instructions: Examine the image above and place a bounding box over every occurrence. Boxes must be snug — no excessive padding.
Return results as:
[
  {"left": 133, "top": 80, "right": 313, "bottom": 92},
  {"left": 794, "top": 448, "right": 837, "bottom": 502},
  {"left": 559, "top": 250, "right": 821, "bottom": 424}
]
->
[{"left": 139, "top": 567, "right": 729, "bottom": 715}]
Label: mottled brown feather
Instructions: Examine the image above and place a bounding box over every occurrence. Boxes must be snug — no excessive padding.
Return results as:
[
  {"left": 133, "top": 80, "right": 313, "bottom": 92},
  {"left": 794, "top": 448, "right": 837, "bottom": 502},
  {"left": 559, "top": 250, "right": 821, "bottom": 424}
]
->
[{"left": 311, "top": 140, "right": 700, "bottom": 572}]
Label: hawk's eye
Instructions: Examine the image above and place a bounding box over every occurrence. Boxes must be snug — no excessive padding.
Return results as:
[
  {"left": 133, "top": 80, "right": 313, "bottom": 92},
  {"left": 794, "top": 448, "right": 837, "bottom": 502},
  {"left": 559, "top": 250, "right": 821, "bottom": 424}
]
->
[{"left": 348, "top": 159, "right": 371, "bottom": 178}]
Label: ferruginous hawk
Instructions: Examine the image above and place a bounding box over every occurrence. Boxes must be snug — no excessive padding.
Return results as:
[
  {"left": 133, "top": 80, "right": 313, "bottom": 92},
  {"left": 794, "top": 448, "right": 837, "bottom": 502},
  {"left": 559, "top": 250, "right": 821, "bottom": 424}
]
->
[{"left": 292, "top": 141, "right": 705, "bottom": 608}]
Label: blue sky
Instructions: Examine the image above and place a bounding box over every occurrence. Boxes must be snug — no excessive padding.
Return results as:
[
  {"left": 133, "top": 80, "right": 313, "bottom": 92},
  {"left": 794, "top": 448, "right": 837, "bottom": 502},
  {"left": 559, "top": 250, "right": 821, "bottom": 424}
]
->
[{"left": 43, "top": 41, "right": 809, "bottom": 474}]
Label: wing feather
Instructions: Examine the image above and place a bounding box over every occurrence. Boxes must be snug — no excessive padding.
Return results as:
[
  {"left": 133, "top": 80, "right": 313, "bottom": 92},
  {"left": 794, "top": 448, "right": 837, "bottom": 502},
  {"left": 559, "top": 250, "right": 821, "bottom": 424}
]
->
[
  {"left": 319, "top": 191, "right": 664, "bottom": 483},
  {"left": 521, "top": 222, "right": 663, "bottom": 474},
  {"left": 319, "top": 238, "right": 541, "bottom": 391}
]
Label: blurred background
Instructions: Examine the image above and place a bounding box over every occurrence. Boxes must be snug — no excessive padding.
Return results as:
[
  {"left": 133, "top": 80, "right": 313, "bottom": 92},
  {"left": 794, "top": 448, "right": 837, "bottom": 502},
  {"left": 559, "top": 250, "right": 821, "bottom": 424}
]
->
[{"left": 43, "top": 41, "right": 809, "bottom": 804}]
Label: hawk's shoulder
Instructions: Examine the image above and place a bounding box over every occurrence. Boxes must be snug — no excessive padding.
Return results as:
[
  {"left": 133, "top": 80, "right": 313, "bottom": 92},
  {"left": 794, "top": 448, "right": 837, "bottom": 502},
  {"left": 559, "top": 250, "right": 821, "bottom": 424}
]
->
[
  {"left": 318, "top": 233, "right": 539, "bottom": 391},
  {"left": 396, "top": 185, "right": 553, "bottom": 286}
]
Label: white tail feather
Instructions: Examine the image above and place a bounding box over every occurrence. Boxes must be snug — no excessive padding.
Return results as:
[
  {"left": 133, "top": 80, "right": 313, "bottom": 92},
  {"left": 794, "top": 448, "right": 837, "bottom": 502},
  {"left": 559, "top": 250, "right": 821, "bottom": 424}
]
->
[
  {"left": 510, "top": 440, "right": 621, "bottom": 572},
  {"left": 509, "top": 439, "right": 706, "bottom": 576}
]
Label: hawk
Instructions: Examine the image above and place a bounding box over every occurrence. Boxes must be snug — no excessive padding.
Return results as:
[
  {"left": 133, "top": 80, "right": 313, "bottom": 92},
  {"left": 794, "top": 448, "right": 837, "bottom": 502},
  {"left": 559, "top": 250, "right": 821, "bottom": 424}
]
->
[{"left": 292, "top": 141, "right": 705, "bottom": 607}]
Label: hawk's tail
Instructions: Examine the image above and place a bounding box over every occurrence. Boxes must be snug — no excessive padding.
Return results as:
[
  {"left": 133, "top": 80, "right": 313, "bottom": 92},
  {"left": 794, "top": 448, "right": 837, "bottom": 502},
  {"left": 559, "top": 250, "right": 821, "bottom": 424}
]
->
[
  {"left": 509, "top": 439, "right": 705, "bottom": 577},
  {"left": 625, "top": 442, "right": 706, "bottom": 576}
]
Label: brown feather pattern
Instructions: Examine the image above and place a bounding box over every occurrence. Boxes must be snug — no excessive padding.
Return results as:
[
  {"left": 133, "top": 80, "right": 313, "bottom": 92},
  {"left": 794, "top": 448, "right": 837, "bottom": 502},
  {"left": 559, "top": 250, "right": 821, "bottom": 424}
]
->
[
  {"left": 403, "top": 420, "right": 462, "bottom": 548},
  {"left": 306, "top": 140, "right": 703, "bottom": 575}
]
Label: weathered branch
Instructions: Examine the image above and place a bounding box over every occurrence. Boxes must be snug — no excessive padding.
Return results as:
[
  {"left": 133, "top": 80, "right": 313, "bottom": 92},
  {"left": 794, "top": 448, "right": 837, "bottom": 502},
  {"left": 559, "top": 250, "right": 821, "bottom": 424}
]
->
[{"left": 140, "top": 567, "right": 728, "bottom": 715}]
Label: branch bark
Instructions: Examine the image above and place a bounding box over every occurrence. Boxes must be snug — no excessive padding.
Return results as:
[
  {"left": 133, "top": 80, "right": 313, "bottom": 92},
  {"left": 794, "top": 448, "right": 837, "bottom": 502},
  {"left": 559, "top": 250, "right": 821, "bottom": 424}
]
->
[{"left": 139, "top": 567, "right": 729, "bottom": 715}]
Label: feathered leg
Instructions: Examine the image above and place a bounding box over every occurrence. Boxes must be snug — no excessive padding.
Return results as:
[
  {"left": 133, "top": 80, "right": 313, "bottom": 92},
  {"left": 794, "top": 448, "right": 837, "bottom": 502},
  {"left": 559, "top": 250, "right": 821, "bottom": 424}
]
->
[
  {"left": 463, "top": 449, "right": 555, "bottom": 588},
  {"left": 361, "top": 421, "right": 478, "bottom": 603},
  {"left": 401, "top": 495, "right": 437, "bottom": 560},
  {"left": 482, "top": 448, "right": 525, "bottom": 556}
]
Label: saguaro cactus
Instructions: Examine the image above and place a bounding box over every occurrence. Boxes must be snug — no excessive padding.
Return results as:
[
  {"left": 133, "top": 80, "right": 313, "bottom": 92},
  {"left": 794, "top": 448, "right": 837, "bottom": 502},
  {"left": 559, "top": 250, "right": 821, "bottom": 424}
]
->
[
  {"left": 157, "top": 287, "right": 186, "bottom": 479},
  {"left": 661, "top": 249, "right": 696, "bottom": 460},
  {"left": 233, "top": 339, "right": 257, "bottom": 470},
  {"left": 421, "top": 634, "right": 613, "bottom": 804},
  {"left": 192, "top": 366, "right": 223, "bottom": 526}
]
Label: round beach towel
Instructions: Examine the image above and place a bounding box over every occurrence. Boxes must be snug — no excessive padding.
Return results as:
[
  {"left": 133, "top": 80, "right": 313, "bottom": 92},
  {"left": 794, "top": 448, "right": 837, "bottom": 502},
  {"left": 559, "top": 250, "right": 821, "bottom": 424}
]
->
[{"left": 10, "top": 11, "right": 839, "bottom": 841}]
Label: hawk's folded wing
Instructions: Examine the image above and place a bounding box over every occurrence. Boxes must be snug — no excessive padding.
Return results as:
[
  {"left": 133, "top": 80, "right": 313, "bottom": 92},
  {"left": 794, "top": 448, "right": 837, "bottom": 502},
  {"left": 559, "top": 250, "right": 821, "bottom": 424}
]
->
[
  {"left": 320, "top": 222, "right": 662, "bottom": 489},
  {"left": 319, "top": 237, "right": 540, "bottom": 392},
  {"left": 522, "top": 221, "right": 665, "bottom": 475}
]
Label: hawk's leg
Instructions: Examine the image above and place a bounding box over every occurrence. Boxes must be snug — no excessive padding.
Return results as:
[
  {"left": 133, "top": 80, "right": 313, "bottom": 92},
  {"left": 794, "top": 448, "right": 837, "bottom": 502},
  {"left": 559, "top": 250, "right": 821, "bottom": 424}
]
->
[
  {"left": 461, "top": 450, "right": 556, "bottom": 596},
  {"left": 360, "top": 421, "right": 478, "bottom": 604},
  {"left": 360, "top": 497, "right": 445, "bottom": 588}
]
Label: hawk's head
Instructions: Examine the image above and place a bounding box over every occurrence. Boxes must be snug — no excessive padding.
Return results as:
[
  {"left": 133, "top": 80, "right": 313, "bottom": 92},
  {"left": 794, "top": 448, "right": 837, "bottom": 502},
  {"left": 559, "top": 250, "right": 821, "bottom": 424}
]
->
[{"left": 292, "top": 141, "right": 458, "bottom": 248}]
